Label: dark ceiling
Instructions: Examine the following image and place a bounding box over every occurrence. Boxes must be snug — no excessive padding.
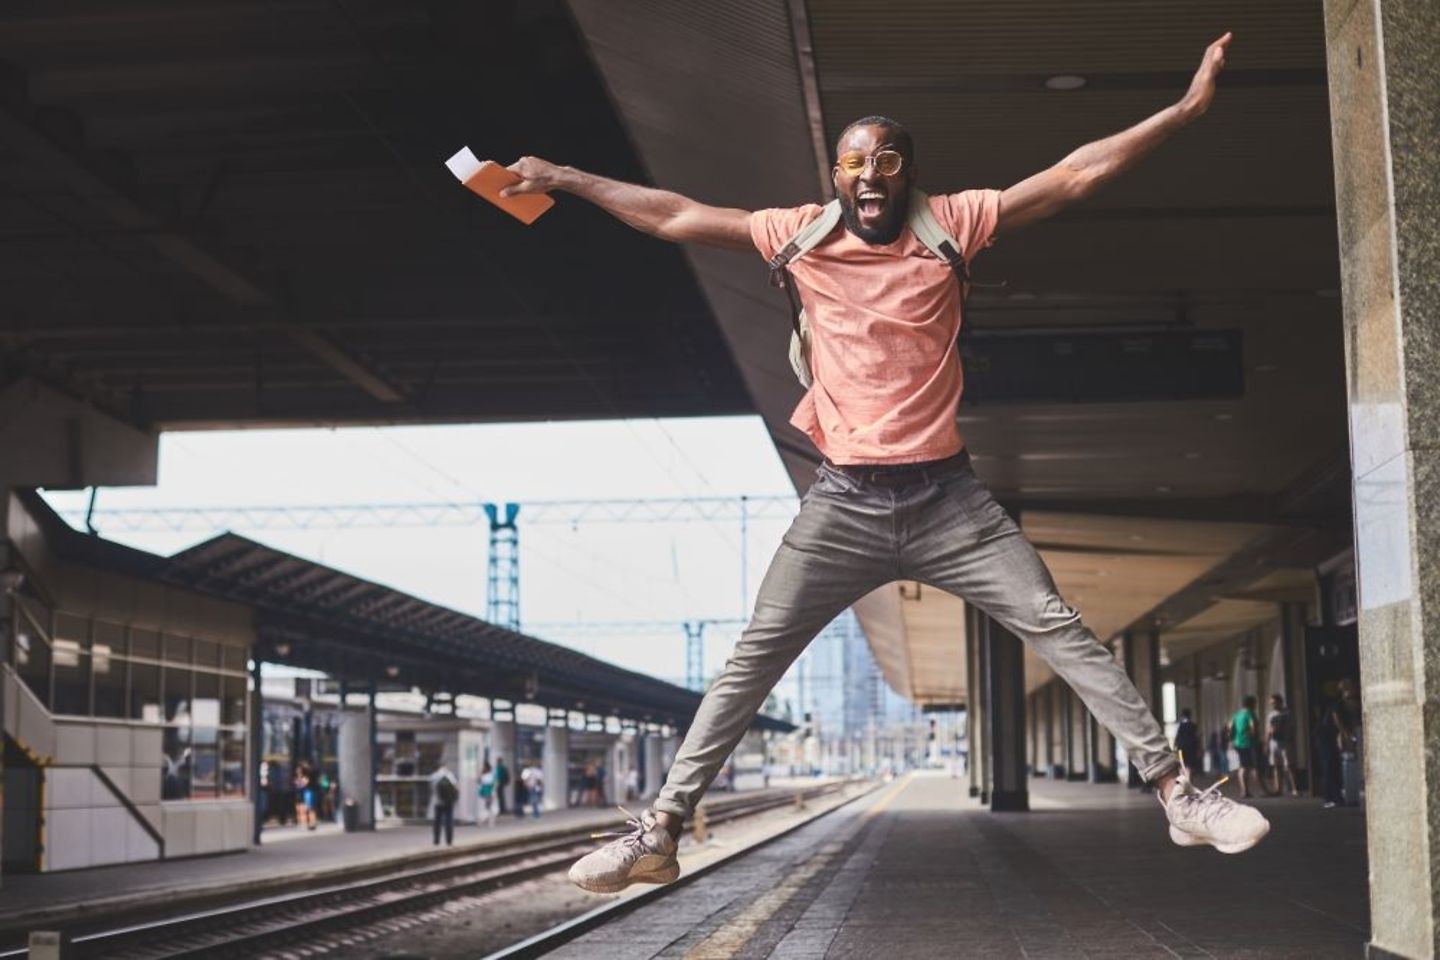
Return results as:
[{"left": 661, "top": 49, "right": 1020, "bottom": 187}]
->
[{"left": 0, "top": 0, "right": 751, "bottom": 428}]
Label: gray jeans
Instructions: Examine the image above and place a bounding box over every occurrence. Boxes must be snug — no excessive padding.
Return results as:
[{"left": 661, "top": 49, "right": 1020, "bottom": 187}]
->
[{"left": 654, "top": 457, "right": 1177, "bottom": 820}]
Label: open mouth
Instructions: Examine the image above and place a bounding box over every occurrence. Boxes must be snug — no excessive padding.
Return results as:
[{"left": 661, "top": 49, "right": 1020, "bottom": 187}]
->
[{"left": 856, "top": 188, "right": 887, "bottom": 220}]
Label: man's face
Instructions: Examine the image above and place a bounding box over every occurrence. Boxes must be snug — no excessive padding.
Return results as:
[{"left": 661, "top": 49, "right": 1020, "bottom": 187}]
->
[{"left": 833, "top": 124, "right": 914, "bottom": 245}]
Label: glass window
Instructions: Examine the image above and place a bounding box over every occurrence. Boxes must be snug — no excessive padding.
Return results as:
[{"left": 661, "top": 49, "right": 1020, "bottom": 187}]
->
[
  {"left": 163, "top": 667, "right": 192, "bottom": 725},
  {"left": 130, "top": 627, "right": 160, "bottom": 660},
  {"left": 194, "top": 639, "right": 222, "bottom": 669},
  {"left": 94, "top": 621, "right": 126, "bottom": 657},
  {"left": 222, "top": 730, "right": 248, "bottom": 798},
  {"left": 190, "top": 726, "right": 219, "bottom": 800},
  {"left": 14, "top": 624, "right": 51, "bottom": 709},
  {"left": 163, "top": 634, "right": 191, "bottom": 664},
  {"left": 223, "top": 644, "right": 249, "bottom": 673},
  {"left": 162, "top": 725, "right": 193, "bottom": 800},
  {"left": 93, "top": 644, "right": 126, "bottom": 718},
  {"left": 222, "top": 674, "right": 248, "bottom": 726},
  {"left": 54, "top": 612, "right": 89, "bottom": 648},
  {"left": 130, "top": 661, "right": 162, "bottom": 722},
  {"left": 193, "top": 671, "right": 221, "bottom": 728},
  {"left": 52, "top": 637, "right": 90, "bottom": 716}
]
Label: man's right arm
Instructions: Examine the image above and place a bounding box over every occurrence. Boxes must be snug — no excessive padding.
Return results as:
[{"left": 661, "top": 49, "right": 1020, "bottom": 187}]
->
[{"left": 502, "top": 156, "right": 753, "bottom": 251}]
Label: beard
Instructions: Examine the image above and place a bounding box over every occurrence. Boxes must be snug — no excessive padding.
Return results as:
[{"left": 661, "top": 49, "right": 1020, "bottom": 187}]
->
[{"left": 838, "top": 189, "right": 910, "bottom": 245}]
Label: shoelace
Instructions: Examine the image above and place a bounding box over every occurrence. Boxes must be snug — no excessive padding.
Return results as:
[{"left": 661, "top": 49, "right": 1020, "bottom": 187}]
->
[
  {"left": 590, "top": 805, "right": 650, "bottom": 848},
  {"left": 1180, "top": 777, "right": 1237, "bottom": 825}
]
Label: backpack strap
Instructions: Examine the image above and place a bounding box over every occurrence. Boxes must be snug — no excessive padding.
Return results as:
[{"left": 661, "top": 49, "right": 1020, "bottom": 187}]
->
[
  {"left": 907, "top": 189, "right": 970, "bottom": 290},
  {"left": 767, "top": 201, "right": 843, "bottom": 337}
]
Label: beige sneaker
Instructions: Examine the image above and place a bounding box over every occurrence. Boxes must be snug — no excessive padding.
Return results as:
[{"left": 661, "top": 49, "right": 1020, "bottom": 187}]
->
[
  {"left": 568, "top": 808, "right": 680, "bottom": 894},
  {"left": 1162, "top": 766, "right": 1271, "bottom": 854}
]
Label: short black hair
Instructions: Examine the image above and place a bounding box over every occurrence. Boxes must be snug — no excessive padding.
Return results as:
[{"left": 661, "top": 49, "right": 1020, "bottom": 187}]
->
[{"left": 836, "top": 115, "right": 915, "bottom": 162}]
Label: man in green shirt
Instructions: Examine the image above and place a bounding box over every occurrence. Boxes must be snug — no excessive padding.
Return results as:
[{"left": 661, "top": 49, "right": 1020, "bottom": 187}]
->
[{"left": 1230, "top": 695, "right": 1262, "bottom": 799}]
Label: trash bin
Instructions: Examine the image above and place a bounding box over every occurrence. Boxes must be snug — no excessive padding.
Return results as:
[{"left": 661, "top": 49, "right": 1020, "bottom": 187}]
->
[{"left": 343, "top": 797, "right": 359, "bottom": 832}]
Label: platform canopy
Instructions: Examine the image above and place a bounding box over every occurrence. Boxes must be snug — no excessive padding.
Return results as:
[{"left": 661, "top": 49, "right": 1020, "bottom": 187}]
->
[{"left": 26, "top": 492, "right": 789, "bottom": 731}]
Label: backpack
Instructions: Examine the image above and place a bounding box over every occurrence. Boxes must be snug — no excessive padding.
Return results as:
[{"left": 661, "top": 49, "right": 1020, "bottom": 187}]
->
[
  {"left": 435, "top": 775, "right": 458, "bottom": 806},
  {"left": 766, "top": 190, "right": 971, "bottom": 388}
]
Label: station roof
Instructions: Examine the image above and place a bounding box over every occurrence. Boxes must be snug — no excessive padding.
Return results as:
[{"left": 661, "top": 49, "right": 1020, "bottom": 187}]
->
[
  {"left": 3, "top": 1, "right": 1355, "bottom": 709},
  {"left": 25, "top": 492, "right": 789, "bottom": 731}
]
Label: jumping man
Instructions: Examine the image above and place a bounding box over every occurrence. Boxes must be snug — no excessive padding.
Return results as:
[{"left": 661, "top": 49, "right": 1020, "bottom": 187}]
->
[{"left": 499, "top": 32, "right": 1269, "bottom": 894}]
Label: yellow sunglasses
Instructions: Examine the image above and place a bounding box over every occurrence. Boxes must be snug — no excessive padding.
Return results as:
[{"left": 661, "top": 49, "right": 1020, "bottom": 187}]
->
[{"left": 837, "top": 149, "right": 905, "bottom": 177}]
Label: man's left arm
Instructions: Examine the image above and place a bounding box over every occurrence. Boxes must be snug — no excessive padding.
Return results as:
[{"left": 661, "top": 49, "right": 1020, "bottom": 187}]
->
[{"left": 996, "top": 32, "right": 1231, "bottom": 234}]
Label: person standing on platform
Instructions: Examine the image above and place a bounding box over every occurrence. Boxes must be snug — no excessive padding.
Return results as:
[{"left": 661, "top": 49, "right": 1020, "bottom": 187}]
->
[
  {"left": 1229, "top": 696, "right": 1262, "bottom": 800},
  {"left": 513, "top": 760, "right": 528, "bottom": 820},
  {"left": 523, "top": 763, "right": 545, "bottom": 818},
  {"left": 498, "top": 32, "right": 1271, "bottom": 894},
  {"left": 478, "top": 760, "right": 499, "bottom": 827},
  {"left": 494, "top": 756, "right": 510, "bottom": 816},
  {"left": 431, "top": 761, "right": 458, "bottom": 846},
  {"left": 1174, "top": 709, "right": 1202, "bottom": 779},
  {"left": 1266, "top": 693, "right": 1300, "bottom": 797}
]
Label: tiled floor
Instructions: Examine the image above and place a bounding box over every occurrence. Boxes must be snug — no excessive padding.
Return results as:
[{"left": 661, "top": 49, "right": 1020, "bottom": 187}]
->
[{"left": 552, "top": 772, "right": 1369, "bottom": 959}]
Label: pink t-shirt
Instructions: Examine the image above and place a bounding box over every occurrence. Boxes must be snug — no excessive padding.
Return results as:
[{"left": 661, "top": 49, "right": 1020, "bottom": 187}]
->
[{"left": 751, "top": 190, "right": 1001, "bottom": 465}]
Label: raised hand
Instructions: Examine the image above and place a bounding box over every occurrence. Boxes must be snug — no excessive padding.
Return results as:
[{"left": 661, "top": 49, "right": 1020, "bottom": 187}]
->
[
  {"left": 1181, "top": 32, "right": 1232, "bottom": 118},
  {"left": 500, "top": 156, "right": 568, "bottom": 197}
]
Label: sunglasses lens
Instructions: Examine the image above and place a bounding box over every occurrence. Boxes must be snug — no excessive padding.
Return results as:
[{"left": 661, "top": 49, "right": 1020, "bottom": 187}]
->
[
  {"left": 839, "top": 154, "right": 866, "bottom": 174},
  {"left": 875, "top": 151, "right": 903, "bottom": 176}
]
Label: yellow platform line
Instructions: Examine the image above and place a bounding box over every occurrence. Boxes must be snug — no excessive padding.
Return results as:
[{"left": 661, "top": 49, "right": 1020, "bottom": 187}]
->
[{"left": 682, "top": 774, "right": 913, "bottom": 960}]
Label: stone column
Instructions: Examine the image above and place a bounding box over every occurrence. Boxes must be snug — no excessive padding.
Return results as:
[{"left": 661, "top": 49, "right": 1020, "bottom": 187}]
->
[
  {"left": 982, "top": 614, "right": 1028, "bottom": 812},
  {"left": 1280, "top": 601, "right": 1313, "bottom": 786},
  {"left": 0, "top": 532, "right": 13, "bottom": 886},
  {"left": 1324, "top": 1, "right": 1440, "bottom": 954},
  {"left": 1120, "top": 630, "right": 1162, "bottom": 786},
  {"left": 1027, "top": 693, "right": 1039, "bottom": 777},
  {"left": 1069, "top": 688, "right": 1089, "bottom": 780},
  {"left": 642, "top": 734, "right": 665, "bottom": 798},
  {"left": 339, "top": 696, "right": 375, "bottom": 830},
  {"left": 542, "top": 725, "right": 568, "bottom": 812},
  {"left": 1045, "top": 683, "right": 1061, "bottom": 778},
  {"left": 965, "top": 608, "right": 986, "bottom": 800}
]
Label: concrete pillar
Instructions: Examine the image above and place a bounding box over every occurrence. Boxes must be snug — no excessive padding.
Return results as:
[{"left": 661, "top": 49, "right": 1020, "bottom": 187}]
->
[
  {"left": 1039, "top": 683, "right": 1053, "bottom": 777},
  {"left": 642, "top": 734, "right": 665, "bottom": 798},
  {"left": 339, "top": 698, "right": 375, "bottom": 830},
  {"left": 1026, "top": 693, "right": 1038, "bottom": 777},
  {"left": 542, "top": 725, "right": 568, "bottom": 812},
  {"left": 964, "top": 612, "right": 979, "bottom": 796},
  {"left": 1049, "top": 683, "right": 1066, "bottom": 778},
  {"left": 1120, "top": 630, "right": 1162, "bottom": 786},
  {"left": 367, "top": 678, "right": 379, "bottom": 828},
  {"left": 1068, "top": 687, "right": 1089, "bottom": 780},
  {"left": 965, "top": 606, "right": 987, "bottom": 801},
  {"left": 1280, "top": 601, "right": 1312, "bottom": 787},
  {"left": 251, "top": 658, "right": 264, "bottom": 844},
  {"left": 1, "top": 532, "right": 13, "bottom": 887},
  {"left": 1324, "top": 1, "right": 1440, "bottom": 953},
  {"left": 982, "top": 615, "right": 1028, "bottom": 811}
]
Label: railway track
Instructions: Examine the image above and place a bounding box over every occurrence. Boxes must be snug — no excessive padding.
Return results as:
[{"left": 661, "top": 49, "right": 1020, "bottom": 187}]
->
[{"left": 1, "top": 783, "right": 853, "bottom": 960}]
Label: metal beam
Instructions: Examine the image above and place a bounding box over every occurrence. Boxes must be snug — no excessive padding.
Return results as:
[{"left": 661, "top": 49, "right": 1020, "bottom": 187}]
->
[{"left": 0, "top": 105, "right": 405, "bottom": 403}]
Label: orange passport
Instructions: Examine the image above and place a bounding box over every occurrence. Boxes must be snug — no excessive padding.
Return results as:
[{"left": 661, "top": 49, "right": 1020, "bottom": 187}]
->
[{"left": 445, "top": 147, "right": 554, "bottom": 225}]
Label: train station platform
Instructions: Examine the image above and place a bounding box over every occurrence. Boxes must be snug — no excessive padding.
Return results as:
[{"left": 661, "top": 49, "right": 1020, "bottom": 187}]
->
[{"left": 549, "top": 773, "right": 1368, "bottom": 960}]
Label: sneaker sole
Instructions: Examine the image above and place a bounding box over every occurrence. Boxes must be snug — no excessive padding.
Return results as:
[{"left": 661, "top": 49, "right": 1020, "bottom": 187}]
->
[
  {"left": 571, "top": 861, "right": 680, "bottom": 894},
  {"left": 1169, "top": 822, "right": 1270, "bottom": 854}
]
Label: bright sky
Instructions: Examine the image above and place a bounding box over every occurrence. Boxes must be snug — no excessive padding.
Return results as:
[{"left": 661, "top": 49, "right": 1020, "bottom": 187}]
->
[{"left": 40, "top": 416, "right": 803, "bottom": 693}]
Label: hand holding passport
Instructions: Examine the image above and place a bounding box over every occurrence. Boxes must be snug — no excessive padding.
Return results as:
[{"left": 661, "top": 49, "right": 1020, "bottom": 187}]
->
[{"left": 445, "top": 147, "right": 554, "bottom": 225}]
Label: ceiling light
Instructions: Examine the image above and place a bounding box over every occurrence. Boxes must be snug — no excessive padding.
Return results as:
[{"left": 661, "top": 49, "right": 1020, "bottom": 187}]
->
[
  {"left": 1129, "top": 534, "right": 1145, "bottom": 542},
  {"left": 1213, "top": 413, "right": 1234, "bottom": 421},
  {"left": 1183, "top": 452, "right": 1202, "bottom": 460},
  {"left": 1044, "top": 74, "right": 1087, "bottom": 91},
  {"left": 1156, "top": 485, "right": 1172, "bottom": 493}
]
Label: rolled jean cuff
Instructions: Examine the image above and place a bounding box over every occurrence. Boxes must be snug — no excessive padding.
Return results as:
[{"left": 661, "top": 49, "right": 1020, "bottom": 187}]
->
[
  {"left": 651, "top": 796, "right": 690, "bottom": 821},
  {"left": 1140, "top": 754, "right": 1181, "bottom": 782}
]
